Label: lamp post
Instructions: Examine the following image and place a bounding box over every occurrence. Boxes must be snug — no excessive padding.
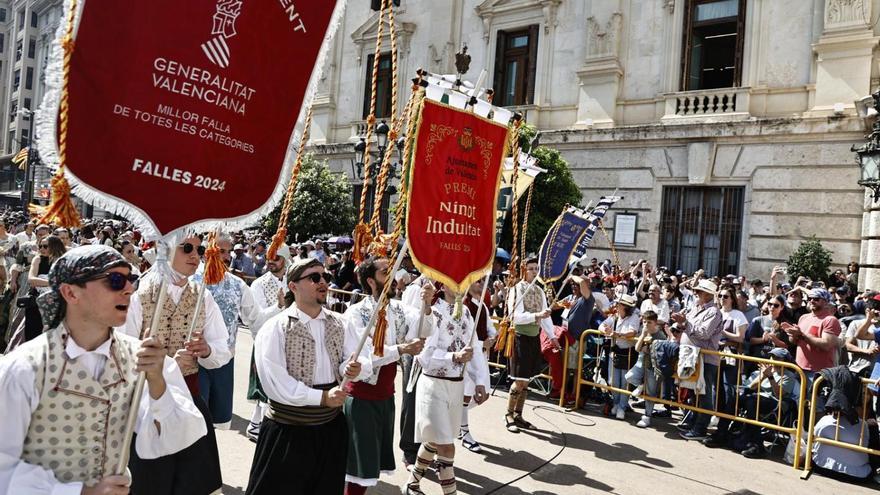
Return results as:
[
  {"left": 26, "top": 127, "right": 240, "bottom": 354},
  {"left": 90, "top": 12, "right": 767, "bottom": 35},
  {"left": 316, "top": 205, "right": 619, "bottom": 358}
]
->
[
  {"left": 854, "top": 90, "right": 880, "bottom": 289},
  {"left": 18, "top": 108, "right": 35, "bottom": 208},
  {"left": 853, "top": 90, "right": 880, "bottom": 202},
  {"left": 350, "top": 120, "right": 404, "bottom": 231}
]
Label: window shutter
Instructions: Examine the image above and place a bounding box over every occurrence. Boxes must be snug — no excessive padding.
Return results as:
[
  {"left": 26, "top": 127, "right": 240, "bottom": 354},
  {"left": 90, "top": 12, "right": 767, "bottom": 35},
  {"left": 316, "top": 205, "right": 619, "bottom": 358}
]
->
[
  {"left": 493, "top": 30, "right": 507, "bottom": 105},
  {"left": 363, "top": 53, "right": 375, "bottom": 120},
  {"left": 526, "top": 24, "right": 539, "bottom": 105}
]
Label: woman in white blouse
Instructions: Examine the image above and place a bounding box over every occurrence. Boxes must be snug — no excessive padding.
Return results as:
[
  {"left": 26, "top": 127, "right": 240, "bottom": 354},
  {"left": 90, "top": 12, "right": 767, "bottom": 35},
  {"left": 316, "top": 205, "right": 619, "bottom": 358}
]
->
[{"left": 599, "top": 293, "right": 640, "bottom": 420}]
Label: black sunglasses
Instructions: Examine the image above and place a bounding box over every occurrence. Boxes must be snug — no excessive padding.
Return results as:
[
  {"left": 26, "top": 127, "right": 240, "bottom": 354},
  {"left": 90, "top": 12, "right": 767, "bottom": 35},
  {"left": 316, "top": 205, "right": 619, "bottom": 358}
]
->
[
  {"left": 769, "top": 303, "right": 782, "bottom": 309},
  {"left": 38, "top": 243, "right": 48, "bottom": 248},
  {"left": 86, "top": 272, "right": 139, "bottom": 291},
  {"left": 295, "top": 272, "right": 333, "bottom": 284},
  {"left": 180, "top": 242, "right": 206, "bottom": 256}
]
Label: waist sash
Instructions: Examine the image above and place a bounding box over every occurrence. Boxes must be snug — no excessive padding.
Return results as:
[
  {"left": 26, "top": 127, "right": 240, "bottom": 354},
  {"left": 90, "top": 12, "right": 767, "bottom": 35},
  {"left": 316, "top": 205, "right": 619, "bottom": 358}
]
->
[{"left": 267, "top": 382, "right": 340, "bottom": 426}]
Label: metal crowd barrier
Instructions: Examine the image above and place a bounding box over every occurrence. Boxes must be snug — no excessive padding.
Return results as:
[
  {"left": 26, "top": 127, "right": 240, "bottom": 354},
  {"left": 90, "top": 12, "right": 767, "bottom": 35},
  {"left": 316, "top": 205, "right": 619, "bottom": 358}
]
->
[
  {"left": 801, "top": 376, "right": 880, "bottom": 479},
  {"left": 567, "top": 329, "right": 808, "bottom": 470}
]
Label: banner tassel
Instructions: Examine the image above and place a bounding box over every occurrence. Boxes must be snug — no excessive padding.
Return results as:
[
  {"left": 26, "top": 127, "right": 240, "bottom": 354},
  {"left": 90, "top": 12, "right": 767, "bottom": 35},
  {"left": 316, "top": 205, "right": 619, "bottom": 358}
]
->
[
  {"left": 494, "top": 319, "right": 510, "bottom": 353},
  {"left": 504, "top": 324, "right": 516, "bottom": 359},
  {"left": 202, "top": 231, "right": 226, "bottom": 286},
  {"left": 372, "top": 306, "right": 388, "bottom": 357},
  {"left": 39, "top": 170, "right": 81, "bottom": 228},
  {"left": 453, "top": 293, "right": 464, "bottom": 320}
]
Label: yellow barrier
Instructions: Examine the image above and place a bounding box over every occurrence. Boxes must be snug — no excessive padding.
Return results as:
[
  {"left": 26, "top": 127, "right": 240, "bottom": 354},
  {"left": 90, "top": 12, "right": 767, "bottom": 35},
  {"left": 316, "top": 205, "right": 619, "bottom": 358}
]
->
[
  {"left": 801, "top": 375, "right": 880, "bottom": 479},
  {"left": 570, "top": 329, "right": 808, "bottom": 470}
]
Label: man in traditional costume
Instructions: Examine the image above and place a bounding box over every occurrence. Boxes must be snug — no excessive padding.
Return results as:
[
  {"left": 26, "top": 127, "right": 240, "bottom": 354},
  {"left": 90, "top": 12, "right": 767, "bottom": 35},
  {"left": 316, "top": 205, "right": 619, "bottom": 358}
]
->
[
  {"left": 192, "top": 233, "right": 273, "bottom": 430},
  {"left": 505, "top": 258, "right": 559, "bottom": 432},
  {"left": 0, "top": 245, "right": 207, "bottom": 494},
  {"left": 404, "top": 284, "right": 489, "bottom": 495},
  {"left": 118, "top": 235, "right": 230, "bottom": 494},
  {"left": 341, "top": 256, "right": 431, "bottom": 495},
  {"left": 245, "top": 258, "right": 372, "bottom": 495},
  {"left": 399, "top": 275, "right": 432, "bottom": 469},
  {"left": 245, "top": 248, "right": 290, "bottom": 441},
  {"left": 459, "top": 277, "right": 495, "bottom": 452}
]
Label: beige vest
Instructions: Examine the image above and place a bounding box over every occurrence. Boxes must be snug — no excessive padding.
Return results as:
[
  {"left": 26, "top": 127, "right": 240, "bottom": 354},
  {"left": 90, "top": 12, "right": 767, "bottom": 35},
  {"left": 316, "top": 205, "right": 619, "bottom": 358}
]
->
[
  {"left": 19, "top": 328, "right": 139, "bottom": 487},
  {"left": 283, "top": 309, "right": 345, "bottom": 386},
  {"left": 520, "top": 282, "right": 545, "bottom": 313},
  {"left": 138, "top": 278, "right": 205, "bottom": 376}
]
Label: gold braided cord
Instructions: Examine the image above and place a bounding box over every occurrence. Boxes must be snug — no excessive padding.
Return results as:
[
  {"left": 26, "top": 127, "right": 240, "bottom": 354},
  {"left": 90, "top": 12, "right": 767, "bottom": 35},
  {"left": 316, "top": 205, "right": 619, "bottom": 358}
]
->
[
  {"left": 367, "top": 0, "right": 403, "bottom": 238},
  {"left": 368, "top": 84, "right": 416, "bottom": 235},
  {"left": 38, "top": 0, "right": 82, "bottom": 227},
  {"left": 368, "top": 89, "right": 425, "bottom": 357},
  {"left": 505, "top": 120, "right": 523, "bottom": 282},
  {"left": 356, "top": 0, "right": 388, "bottom": 226},
  {"left": 267, "top": 106, "right": 314, "bottom": 261},
  {"left": 387, "top": 1, "right": 399, "bottom": 121},
  {"left": 519, "top": 181, "right": 535, "bottom": 275},
  {"left": 598, "top": 219, "right": 621, "bottom": 268},
  {"left": 378, "top": 87, "right": 424, "bottom": 257}
]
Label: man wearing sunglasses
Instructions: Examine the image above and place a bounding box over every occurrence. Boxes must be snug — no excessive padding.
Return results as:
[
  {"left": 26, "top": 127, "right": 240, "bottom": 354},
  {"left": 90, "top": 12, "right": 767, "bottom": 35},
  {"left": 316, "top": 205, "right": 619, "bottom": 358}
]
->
[
  {"left": 0, "top": 245, "right": 207, "bottom": 495},
  {"left": 782, "top": 288, "right": 841, "bottom": 382},
  {"left": 246, "top": 257, "right": 372, "bottom": 495},
  {"left": 341, "top": 256, "right": 431, "bottom": 495},
  {"left": 119, "top": 235, "right": 230, "bottom": 495},
  {"left": 245, "top": 247, "right": 292, "bottom": 442},
  {"left": 191, "top": 233, "right": 279, "bottom": 432}
]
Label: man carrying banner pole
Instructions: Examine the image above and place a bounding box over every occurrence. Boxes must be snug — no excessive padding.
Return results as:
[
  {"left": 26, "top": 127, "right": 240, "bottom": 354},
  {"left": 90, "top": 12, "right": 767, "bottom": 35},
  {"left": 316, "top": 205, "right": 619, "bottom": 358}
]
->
[
  {"left": 118, "top": 235, "right": 230, "bottom": 494},
  {"left": 505, "top": 258, "right": 559, "bottom": 432},
  {"left": 404, "top": 283, "right": 489, "bottom": 495},
  {"left": 245, "top": 257, "right": 373, "bottom": 494},
  {"left": 0, "top": 245, "right": 207, "bottom": 495},
  {"left": 341, "top": 255, "right": 431, "bottom": 495}
]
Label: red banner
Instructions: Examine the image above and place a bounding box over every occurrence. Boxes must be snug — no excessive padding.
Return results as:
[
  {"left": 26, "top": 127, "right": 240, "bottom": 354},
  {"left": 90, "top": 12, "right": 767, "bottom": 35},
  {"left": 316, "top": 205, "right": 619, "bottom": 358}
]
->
[
  {"left": 406, "top": 99, "right": 509, "bottom": 293},
  {"left": 44, "top": 1, "right": 341, "bottom": 236}
]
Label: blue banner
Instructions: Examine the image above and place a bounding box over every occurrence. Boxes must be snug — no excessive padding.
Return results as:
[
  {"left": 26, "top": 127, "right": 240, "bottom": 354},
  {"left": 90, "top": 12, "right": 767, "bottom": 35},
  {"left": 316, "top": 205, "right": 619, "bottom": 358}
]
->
[
  {"left": 572, "top": 196, "right": 622, "bottom": 260},
  {"left": 538, "top": 210, "right": 592, "bottom": 282}
]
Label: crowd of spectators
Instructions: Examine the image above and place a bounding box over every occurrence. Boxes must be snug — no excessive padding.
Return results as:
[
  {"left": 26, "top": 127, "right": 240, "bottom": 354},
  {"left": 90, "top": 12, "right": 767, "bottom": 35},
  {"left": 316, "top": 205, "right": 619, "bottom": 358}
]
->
[{"left": 0, "top": 204, "right": 877, "bottom": 486}]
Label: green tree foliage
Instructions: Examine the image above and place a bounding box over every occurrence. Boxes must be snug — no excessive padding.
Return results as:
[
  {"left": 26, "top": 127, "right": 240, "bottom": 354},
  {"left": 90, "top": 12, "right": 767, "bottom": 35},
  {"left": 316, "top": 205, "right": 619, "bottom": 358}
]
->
[
  {"left": 262, "top": 154, "right": 357, "bottom": 241},
  {"left": 499, "top": 124, "right": 583, "bottom": 255},
  {"left": 786, "top": 236, "right": 833, "bottom": 284}
]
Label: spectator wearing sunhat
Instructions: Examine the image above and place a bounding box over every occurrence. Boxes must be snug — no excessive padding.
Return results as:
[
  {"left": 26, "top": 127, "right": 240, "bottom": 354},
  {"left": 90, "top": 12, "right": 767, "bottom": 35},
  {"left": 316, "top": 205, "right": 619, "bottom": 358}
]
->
[
  {"left": 670, "top": 279, "right": 723, "bottom": 441},
  {"left": 599, "top": 293, "right": 640, "bottom": 420},
  {"left": 782, "top": 287, "right": 841, "bottom": 377}
]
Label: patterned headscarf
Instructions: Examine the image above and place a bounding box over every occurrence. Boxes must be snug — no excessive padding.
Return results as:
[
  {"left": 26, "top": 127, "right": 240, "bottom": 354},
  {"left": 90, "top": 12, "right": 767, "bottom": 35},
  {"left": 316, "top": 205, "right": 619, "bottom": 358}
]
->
[{"left": 37, "top": 245, "right": 131, "bottom": 330}]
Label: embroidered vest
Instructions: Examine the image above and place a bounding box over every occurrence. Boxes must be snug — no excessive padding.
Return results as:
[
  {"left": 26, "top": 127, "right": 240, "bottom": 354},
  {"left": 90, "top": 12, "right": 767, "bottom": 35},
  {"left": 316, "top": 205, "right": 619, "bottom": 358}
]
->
[
  {"left": 520, "top": 282, "right": 544, "bottom": 313},
  {"left": 194, "top": 271, "right": 244, "bottom": 348},
  {"left": 283, "top": 309, "right": 345, "bottom": 386},
  {"left": 19, "top": 328, "right": 138, "bottom": 487},
  {"left": 137, "top": 278, "right": 205, "bottom": 376},
  {"left": 352, "top": 298, "right": 409, "bottom": 386}
]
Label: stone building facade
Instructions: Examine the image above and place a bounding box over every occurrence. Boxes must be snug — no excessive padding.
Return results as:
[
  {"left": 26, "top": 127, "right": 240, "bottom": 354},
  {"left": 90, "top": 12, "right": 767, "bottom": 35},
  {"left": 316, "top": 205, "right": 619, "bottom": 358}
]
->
[
  {"left": 313, "top": 0, "right": 880, "bottom": 285},
  {"left": 0, "top": 0, "right": 63, "bottom": 204}
]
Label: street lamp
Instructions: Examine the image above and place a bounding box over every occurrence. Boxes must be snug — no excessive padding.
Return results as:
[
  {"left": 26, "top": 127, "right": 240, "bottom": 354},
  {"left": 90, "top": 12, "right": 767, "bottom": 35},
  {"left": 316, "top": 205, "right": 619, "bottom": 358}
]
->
[
  {"left": 350, "top": 122, "right": 406, "bottom": 230},
  {"left": 18, "top": 108, "right": 35, "bottom": 207},
  {"left": 375, "top": 120, "right": 390, "bottom": 151},
  {"left": 352, "top": 137, "right": 367, "bottom": 180},
  {"left": 853, "top": 90, "right": 880, "bottom": 202}
]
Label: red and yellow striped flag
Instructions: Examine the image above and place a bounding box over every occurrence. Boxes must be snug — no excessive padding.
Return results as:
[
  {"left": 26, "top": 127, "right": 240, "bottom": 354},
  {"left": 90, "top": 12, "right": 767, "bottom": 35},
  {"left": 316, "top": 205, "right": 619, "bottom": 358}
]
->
[{"left": 11, "top": 147, "right": 28, "bottom": 170}]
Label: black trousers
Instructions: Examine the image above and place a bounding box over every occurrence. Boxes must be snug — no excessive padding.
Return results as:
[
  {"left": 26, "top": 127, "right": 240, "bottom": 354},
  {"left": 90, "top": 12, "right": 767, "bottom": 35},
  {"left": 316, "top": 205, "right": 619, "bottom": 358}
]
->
[
  {"left": 246, "top": 414, "right": 349, "bottom": 495},
  {"left": 399, "top": 354, "right": 420, "bottom": 464},
  {"left": 129, "top": 393, "right": 223, "bottom": 495}
]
